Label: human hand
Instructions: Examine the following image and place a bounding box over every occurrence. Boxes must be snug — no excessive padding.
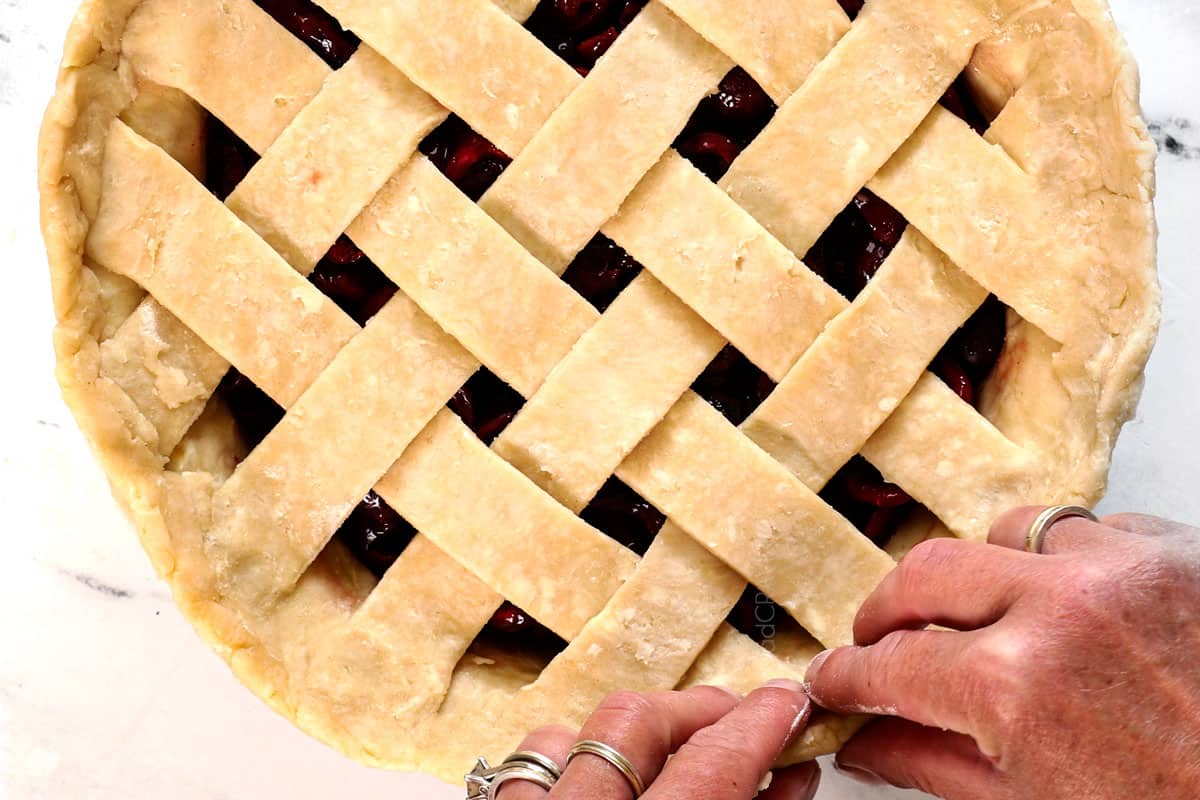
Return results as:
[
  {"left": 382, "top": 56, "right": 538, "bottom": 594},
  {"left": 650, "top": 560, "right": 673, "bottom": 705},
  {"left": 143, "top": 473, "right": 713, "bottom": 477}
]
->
[
  {"left": 804, "top": 509, "right": 1200, "bottom": 799},
  {"left": 491, "top": 683, "right": 819, "bottom": 799}
]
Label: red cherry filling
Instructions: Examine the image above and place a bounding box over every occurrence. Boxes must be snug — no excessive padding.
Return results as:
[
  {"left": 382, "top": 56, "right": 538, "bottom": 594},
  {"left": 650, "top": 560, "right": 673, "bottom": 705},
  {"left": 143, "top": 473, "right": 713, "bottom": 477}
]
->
[
  {"left": 205, "top": 116, "right": 259, "bottom": 202},
  {"left": 525, "top": 0, "right": 649, "bottom": 75},
  {"left": 338, "top": 490, "right": 418, "bottom": 576},
  {"left": 932, "top": 355, "right": 976, "bottom": 405},
  {"left": 940, "top": 294, "right": 1007, "bottom": 387},
  {"left": 217, "top": 368, "right": 285, "bottom": 446},
  {"left": 255, "top": 0, "right": 359, "bottom": 68},
  {"left": 819, "top": 457, "right": 912, "bottom": 547},
  {"left": 805, "top": 189, "right": 906, "bottom": 302},
  {"left": 675, "top": 132, "right": 741, "bottom": 182},
  {"left": 675, "top": 68, "right": 778, "bottom": 181},
  {"left": 580, "top": 478, "right": 667, "bottom": 556},
  {"left": 308, "top": 236, "right": 399, "bottom": 326},
  {"left": 727, "top": 585, "right": 791, "bottom": 645},
  {"left": 692, "top": 346, "right": 776, "bottom": 427},
  {"left": 479, "top": 601, "right": 568, "bottom": 654},
  {"left": 839, "top": 0, "right": 867, "bottom": 19},
  {"left": 489, "top": 602, "right": 535, "bottom": 633},
  {"left": 419, "top": 116, "right": 514, "bottom": 202},
  {"left": 448, "top": 369, "right": 526, "bottom": 444},
  {"left": 845, "top": 462, "right": 912, "bottom": 508},
  {"left": 561, "top": 235, "right": 644, "bottom": 312},
  {"left": 940, "top": 74, "right": 991, "bottom": 135}
]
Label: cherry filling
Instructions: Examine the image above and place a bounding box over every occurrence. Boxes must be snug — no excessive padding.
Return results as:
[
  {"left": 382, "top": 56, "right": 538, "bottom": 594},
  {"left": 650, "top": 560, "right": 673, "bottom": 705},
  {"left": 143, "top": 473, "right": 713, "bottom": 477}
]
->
[
  {"left": 806, "top": 190, "right": 905, "bottom": 301},
  {"left": 839, "top": 0, "right": 867, "bottom": 18},
  {"left": 561, "top": 235, "right": 644, "bottom": 312},
  {"left": 213, "top": 0, "right": 1009, "bottom": 645},
  {"left": 581, "top": 478, "right": 667, "bottom": 556},
  {"left": 525, "top": 0, "right": 650, "bottom": 75},
  {"left": 674, "top": 68, "right": 778, "bottom": 181},
  {"left": 419, "top": 117, "right": 513, "bottom": 203},
  {"left": 940, "top": 74, "right": 991, "bottom": 136},
  {"left": 448, "top": 369, "right": 526, "bottom": 445},
  {"left": 255, "top": 0, "right": 359, "bottom": 68}
]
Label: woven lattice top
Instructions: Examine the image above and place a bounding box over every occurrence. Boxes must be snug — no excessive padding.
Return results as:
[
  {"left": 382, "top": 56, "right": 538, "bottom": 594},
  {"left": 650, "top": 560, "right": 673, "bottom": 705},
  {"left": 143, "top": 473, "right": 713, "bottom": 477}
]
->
[{"left": 40, "top": 0, "right": 1158, "bottom": 780}]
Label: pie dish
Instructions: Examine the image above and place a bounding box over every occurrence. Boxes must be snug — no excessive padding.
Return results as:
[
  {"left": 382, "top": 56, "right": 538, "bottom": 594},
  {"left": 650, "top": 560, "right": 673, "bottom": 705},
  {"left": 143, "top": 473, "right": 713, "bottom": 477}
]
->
[{"left": 39, "top": 0, "right": 1159, "bottom": 781}]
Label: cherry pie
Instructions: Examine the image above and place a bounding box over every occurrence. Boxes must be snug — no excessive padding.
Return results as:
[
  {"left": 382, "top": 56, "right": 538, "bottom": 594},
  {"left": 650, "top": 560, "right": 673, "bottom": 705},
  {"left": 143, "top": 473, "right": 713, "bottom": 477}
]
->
[{"left": 40, "top": 0, "right": 1159, "bottom": 780}]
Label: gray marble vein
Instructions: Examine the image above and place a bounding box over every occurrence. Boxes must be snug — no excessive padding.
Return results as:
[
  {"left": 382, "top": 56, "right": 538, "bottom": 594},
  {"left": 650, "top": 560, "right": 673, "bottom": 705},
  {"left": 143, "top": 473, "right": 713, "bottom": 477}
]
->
[{"left": 1149, "top": 118, "right": 1200, "bottom": 159}]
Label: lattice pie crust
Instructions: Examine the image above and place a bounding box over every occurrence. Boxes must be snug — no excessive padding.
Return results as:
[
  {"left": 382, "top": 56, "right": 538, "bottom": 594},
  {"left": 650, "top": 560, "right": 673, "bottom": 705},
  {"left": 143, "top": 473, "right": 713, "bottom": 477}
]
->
[{"left": 40, "top": 0, "right": 1158, "bottom": 780}]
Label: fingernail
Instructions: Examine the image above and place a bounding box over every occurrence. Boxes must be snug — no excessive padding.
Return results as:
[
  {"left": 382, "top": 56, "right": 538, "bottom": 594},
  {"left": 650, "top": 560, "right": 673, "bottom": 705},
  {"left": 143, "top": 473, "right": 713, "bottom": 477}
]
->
[
  {"left": 835, "top": 762, "right": 885, "bottom": 786},
  {"left": 802, "top": 649, "right": 832, "bottom": 693},
  {"left": 764, "top": 678, "right": 807, "bottom": 693},
  {"left": 711, "top": 685, "right": 742, "bottom": 701},
  {"left": 763, "top": 680, "right": 812, "bottom": 742}
]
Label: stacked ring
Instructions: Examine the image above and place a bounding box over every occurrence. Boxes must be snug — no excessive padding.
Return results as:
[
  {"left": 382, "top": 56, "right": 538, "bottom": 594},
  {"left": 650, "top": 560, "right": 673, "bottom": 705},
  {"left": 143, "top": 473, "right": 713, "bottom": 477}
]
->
[
  {"left": 465, "top": 751, "right": 562, "bottom": 798},
  {"left": 506, "top": 751, "right": 564, "bottom": 781},
  {"left": 466, "top": 739, "right": 647, "bottom": 798}
]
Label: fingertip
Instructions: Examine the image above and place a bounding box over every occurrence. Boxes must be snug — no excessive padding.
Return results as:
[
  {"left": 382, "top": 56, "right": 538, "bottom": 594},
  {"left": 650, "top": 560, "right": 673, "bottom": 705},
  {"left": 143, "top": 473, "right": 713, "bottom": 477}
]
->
[
  {"left": 750, "top": 680, "right": 813, "bottom": 747},
  {"left": 801, "top": 649, "right": 833, "bottom": 697},
  {"left": 686, "top": 681, "right": 739, "bottom": 714},
  {"left": 763, "top": 678, "right": 806, "bottom": 693},
  {"left": 653, "top": 678, "right": 820, "bottom": 795},
  {"left": 759, "top": 761, "right": 822, "bottom": 800},
  {"left": 758, "top": 679, "right": 812, "bottom": 717},
  {"left": 834, "top": 761, "right": 886, "bottom": 786},
  {"left": 707, "top": 684, "right": 743, "bottom": 701}
]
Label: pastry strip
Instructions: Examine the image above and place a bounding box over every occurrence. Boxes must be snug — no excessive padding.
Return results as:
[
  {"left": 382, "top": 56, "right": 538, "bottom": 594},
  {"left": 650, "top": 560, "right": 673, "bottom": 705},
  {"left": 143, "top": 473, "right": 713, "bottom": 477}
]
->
[
  {"left": 603, "top": 152, "right": 845, "bottom": 382},
  {"left": 618, "top": 393, "right": 896, "bottom": 647},
  {"left": 493, "top": 272, "right": 725, "bottom": 514},
  {"left": 660, "top": 0, "right": 850, "bottom": 104},
  {"left": 478, "top": 2, "right": 732, "bottom": 270},
  {"left": 376, "top": 410, "right": 640, "bottom": 640},
  {"left": 720, "top": 0, "right": 992, "bottom": 255},
  {"left": 313, "top": 0, "right": 577, "bottom": 154},
  {"left": 869, "top": 107, "right": 1073, "bottom": 342},
  {"left": 88, "top": 123, "right": 359, "bottom": 409},
  {"left": 346, "top": 157, "right": 598, "bottom": 399},
  {"left": 510, "top": 524, "right": 748, "bottom": 728},
  {"left": 125, "top": 0, "right": 329, "bottom": 153},
  {"left": 209, "top": 295, "right": 479, "bottom": 605},
  {"left": 226, "top": 47, "right": 446, "bottom": 272},
  {"left": 743, "top": 230, "right": 990, "bottom": 488}
]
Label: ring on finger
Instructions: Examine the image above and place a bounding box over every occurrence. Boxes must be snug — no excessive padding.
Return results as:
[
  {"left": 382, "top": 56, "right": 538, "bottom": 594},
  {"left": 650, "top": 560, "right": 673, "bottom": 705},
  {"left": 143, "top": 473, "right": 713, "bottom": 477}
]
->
[
  {"left": 466, "top": 754, "right": 559, "bottom": 798},
  {"left": 567, "top": 740, "right": 647, "bottom": 797},
  {"left": 506, "top": 751, "right": 564, "bottom": 781},
  {"left": 1025, "top": 505, "right": 1098, "bottom": 554}
]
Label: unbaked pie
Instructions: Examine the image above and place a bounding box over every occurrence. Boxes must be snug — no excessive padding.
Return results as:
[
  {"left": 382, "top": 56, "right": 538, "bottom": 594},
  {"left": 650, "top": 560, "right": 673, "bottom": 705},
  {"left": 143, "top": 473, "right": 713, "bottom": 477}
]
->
[{"left": 40, "top": 0, "right": 1159, "bottom": 780}]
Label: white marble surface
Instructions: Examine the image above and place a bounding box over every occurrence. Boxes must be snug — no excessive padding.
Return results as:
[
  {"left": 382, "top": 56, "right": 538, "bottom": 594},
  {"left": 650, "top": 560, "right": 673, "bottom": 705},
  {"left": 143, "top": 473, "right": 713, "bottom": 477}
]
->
[{"left": 2, "top": 0, "right": 1198, "bottom": 797}]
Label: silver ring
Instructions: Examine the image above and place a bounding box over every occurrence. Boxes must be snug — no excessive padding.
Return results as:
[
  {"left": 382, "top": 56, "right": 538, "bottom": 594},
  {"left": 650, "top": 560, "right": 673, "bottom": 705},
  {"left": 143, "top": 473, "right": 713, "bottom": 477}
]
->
[
  {"left": 506, "top": 750, "right": 563, "bottom": 780},
  {"left": 465, "top": 756, "right": 558, "bottom": 798},
  {"left": 491, "top": 765, "right": 557, "bottom": 794},
  {"left": 567, "top": 740, "right": 646, "bottom": 797},
  {"left": 1025, "top": 505, "right": 1098, "bottom": 554}
]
